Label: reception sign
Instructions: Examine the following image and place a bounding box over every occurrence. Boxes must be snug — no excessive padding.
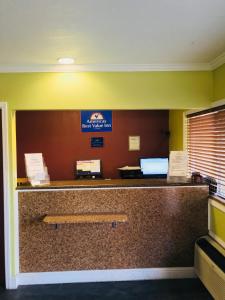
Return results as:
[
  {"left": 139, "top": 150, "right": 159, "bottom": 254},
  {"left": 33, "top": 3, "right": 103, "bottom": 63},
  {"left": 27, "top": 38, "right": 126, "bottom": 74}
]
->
[{"left": 81, "top": 110, "right": 112, "bottom": 132}]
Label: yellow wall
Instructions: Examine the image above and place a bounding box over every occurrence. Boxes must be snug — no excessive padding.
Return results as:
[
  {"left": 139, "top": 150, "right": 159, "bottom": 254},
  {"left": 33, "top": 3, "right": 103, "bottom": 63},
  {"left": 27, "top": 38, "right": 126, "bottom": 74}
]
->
[
  {"left": 169, "top": 110, "right": 185, "bottom": 151},
  {"left": 0, "top": 70, "right": 214, "bottom": 277},
  {"left": 213, "top": 63, "right": 225, "bottom": 101},
  {"left": 211, "top": 63, "right": 225, "bottom": 245},
  {"left": 210, "top": 206, "right": 225, "bottom": 244},
  {"left": 0, "top": 71, "right": 213, "bottom": 110}
]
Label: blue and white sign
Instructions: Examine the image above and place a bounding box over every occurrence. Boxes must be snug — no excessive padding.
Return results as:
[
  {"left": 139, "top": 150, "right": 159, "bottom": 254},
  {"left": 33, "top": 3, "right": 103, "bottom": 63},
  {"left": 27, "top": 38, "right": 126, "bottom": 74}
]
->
[{"left": 81, "top": 111, "right": 112, "bottom": 132}]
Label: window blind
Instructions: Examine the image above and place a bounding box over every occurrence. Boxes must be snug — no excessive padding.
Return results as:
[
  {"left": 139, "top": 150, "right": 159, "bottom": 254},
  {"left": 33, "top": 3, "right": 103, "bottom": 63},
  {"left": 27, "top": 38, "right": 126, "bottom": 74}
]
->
[{"left": 187, "top": 107, "right": 225, "bottom": 198}]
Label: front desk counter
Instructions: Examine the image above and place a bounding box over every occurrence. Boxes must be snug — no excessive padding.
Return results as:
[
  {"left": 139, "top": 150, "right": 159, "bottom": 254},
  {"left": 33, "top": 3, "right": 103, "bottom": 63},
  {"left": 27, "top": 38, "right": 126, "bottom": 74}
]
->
[{"left": 17, "top": 178, "right": 209, "bottom": 273}]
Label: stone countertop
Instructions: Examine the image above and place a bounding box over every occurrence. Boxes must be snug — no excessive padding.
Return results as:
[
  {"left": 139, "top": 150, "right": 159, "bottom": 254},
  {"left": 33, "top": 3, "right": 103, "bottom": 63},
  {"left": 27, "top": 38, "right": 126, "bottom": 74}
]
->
[{"left": 17, "top": 178, "right": 208, "bottom": 190}]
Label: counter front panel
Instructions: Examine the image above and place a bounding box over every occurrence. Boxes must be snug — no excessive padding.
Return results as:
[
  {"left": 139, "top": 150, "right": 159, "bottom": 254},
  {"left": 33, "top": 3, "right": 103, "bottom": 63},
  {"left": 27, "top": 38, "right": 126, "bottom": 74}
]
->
[{"left": 18, "top": 184, "right": 208, "bottom": 273}]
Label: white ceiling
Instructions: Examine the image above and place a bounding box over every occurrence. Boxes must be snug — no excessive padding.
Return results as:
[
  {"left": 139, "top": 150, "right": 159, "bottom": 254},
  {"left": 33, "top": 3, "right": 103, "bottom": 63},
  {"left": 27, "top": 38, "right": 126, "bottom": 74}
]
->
[{"left": 0, "top": 0, "right": 225, "bottom": 71}]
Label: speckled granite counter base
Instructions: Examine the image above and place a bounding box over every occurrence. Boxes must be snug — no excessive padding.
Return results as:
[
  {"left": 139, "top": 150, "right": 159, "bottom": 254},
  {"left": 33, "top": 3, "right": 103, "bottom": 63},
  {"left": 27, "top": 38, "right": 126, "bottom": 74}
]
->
[{"left": 18, "top": 186, "right": 208, "bottom": 272}]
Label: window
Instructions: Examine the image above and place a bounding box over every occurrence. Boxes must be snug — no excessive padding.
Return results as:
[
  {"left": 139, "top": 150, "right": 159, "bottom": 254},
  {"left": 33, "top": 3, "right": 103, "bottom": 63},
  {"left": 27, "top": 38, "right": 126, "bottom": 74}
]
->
[{"left": 187, "top": 105, "right": 225, "bottom": 198}]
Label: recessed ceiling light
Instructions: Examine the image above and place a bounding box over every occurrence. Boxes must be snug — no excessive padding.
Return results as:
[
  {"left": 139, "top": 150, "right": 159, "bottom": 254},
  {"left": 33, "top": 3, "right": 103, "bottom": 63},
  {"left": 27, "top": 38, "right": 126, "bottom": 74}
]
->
[{"left": 58, "top": 57, "right": 75, "bottom": 65}]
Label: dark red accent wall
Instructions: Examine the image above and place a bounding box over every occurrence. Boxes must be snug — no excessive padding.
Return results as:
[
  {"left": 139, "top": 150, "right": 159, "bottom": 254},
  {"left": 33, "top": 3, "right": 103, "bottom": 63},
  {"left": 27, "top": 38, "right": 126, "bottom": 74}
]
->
[{"left": 16, "top": 110, "right": 169, "bottom": 180}]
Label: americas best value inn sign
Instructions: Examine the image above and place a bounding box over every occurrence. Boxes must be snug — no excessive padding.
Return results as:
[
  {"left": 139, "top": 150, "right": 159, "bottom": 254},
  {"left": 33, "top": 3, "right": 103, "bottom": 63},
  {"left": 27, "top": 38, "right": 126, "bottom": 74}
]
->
[{"left": 81, "top": 111, "right": 112, "bottom": 132}]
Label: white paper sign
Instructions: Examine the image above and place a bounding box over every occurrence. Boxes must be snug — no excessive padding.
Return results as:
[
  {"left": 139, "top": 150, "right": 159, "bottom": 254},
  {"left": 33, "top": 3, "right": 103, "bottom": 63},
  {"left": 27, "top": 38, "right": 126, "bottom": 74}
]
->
[
  {"left": 25, "top": 153, "right": 45, "bottom": 178},
  {"left": 25, "top": 153, "right": 49, "bottom": 185},
  {"left": 129, "top": 136, "right": 140, "bottom": 151},
  {"left": 168, "top": 151, "right": 188, "bottom": 177}
]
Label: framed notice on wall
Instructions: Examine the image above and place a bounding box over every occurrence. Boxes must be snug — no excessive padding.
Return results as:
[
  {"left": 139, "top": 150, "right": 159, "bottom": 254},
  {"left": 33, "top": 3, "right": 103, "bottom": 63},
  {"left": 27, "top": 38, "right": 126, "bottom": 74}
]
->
[
  {"left": 81, "top": 110, "right": 112, "bottom": 132},
  {"left": 129, "top": 136, "right": 140, "bottom": 151}
]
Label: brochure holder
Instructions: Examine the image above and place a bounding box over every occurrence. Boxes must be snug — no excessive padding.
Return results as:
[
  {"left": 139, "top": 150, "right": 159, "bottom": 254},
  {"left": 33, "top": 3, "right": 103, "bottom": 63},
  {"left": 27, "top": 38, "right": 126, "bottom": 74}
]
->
[
  {"left": 167, "top": 151, "right": 189, "bottom": 183},
  {"left": 25, "top": 153, "right": 50, "bottom": 186}
]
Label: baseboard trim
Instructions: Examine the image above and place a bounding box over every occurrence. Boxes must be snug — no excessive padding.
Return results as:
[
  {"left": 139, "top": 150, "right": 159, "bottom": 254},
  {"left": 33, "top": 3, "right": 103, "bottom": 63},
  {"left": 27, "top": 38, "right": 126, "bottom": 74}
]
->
[
  {"left": 16, "top": 267, "right": 195, "bottom": 286},
  {"left": 6, "top": 276, "right": 18, "bottom": 289}
]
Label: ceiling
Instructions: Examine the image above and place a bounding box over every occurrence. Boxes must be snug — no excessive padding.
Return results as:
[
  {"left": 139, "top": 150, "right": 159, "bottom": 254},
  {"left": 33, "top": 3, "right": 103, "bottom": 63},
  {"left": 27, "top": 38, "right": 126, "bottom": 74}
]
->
[{"left": 0, "top": 0, "right": 225, "bottom": 72}]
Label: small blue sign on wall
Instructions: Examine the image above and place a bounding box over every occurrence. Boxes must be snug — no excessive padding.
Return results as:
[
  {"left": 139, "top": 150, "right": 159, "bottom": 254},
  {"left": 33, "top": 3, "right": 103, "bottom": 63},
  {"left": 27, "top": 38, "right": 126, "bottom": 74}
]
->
[
  {"left": 81, "top": 111, "right": 112, "bottom": 132},
  {"left": 91, "top": 137, "right": 104, "bottom": 147}
]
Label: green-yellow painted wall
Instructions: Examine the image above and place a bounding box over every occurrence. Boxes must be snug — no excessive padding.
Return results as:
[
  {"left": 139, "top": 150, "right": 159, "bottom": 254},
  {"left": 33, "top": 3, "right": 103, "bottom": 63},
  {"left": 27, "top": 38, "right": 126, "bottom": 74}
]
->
[
  {"left": 0, "top": 70, "right": 215, "bottom": 277},
  {"left": 0, "top": 72, "right": 213, "bottom": 110},
  {"left": 210, "top": 206, "right": 225, "bottom": 244},
  {"left": 213, "top": 63, "right": 225, "bottom": 101},
  {"left": 169, "top": 110, "right": 185, "bottom": 151},
  {"left": 212, "top": 63, "right": 225, "bottom": 245}
]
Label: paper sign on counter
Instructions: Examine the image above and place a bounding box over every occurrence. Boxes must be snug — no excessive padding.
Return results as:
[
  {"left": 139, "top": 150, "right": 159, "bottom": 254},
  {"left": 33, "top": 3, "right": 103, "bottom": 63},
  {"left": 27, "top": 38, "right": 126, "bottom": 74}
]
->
[
  {"left": 25, "top": 153, "right": 45, "bottom": 178},
  {"left": 168, "top": 151, "right": 188, "bottom": 177},
  {"left": 25, "top": 153, "right": 49, "bottom": 186}
]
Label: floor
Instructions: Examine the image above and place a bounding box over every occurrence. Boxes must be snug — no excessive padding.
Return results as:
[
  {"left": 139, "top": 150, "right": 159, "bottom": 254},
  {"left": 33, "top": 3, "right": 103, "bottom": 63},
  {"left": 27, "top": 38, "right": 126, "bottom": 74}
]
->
[{"left": 0, "top": 279, "right": 213, "bottom": 300}]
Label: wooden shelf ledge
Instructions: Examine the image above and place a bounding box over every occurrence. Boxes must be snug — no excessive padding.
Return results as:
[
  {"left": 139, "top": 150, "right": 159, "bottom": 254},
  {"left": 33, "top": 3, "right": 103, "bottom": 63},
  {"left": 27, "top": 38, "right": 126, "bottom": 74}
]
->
[{"left": 43, "top": 213, "right": 128, "bottom": 226}]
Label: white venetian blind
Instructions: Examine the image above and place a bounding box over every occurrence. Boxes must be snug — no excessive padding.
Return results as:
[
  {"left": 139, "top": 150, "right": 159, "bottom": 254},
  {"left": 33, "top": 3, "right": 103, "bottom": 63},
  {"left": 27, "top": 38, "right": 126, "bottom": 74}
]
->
[{"left": 187, "top": 106, "right": 225, "bottom": 198}]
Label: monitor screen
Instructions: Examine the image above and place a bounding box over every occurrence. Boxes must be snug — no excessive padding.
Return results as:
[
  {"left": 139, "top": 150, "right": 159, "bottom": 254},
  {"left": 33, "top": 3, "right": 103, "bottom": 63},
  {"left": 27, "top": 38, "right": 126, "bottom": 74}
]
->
[
  {"left": 140, "top": 158, "right": 168, "bottom": 177},
  {"left": 76, "top": 159, "right": 101, "bottom": 176}
]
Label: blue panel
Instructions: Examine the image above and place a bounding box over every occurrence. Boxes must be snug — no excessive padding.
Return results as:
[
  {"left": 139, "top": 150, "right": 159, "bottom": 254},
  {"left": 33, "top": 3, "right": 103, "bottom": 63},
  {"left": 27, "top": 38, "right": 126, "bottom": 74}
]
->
[
  {"left": 91, "top": 137, "right": 104, "bottom": 147},
  {"left": 81, "top": 111, "right": 112, "bottom": 132}
]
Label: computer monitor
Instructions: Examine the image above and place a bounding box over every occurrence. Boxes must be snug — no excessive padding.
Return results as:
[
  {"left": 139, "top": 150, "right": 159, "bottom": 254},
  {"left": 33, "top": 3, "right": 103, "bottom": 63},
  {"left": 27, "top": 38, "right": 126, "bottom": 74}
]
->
[
  {"left": 76, "top": 159, "right": 101, "bottom": 179},
  {"left": 140, "top": 157, "right": 168, "bottom": 178}
]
